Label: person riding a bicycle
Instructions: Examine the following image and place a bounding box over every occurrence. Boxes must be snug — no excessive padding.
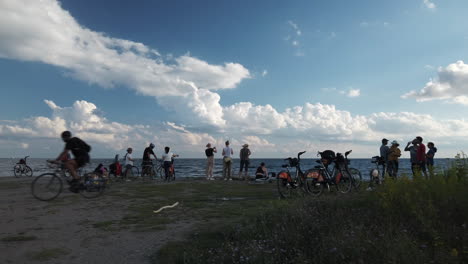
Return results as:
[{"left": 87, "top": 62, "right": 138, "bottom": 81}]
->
[
  {"left": 142, "top": 143, "right": 158, "bottom": 174},
  {"left": 51, "top": 131, "right": 91, "bottom": 193}
]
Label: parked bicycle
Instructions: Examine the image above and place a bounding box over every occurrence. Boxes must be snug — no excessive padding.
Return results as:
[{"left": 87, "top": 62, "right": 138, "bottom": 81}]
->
[
  {"left": 305, "top": 150, "right": 352, "bottom": 196},
  {"left": 31, "top": 161, "right": 106, "bottom": 201},
  {"left": 335, "top": 150, "right": 362, "bottom": 190},
  {"left": 13, "top": 156, "right": 33, "bottom": 177},
  {"left": 277, "top": 151, "right": 308, "bottom": 199}
]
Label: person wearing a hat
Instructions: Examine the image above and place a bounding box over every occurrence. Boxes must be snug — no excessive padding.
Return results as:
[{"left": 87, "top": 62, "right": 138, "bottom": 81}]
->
[
  {"left": 205, "top": 143, "right": 217, "bottom": 180},
  {"left": 380, "top": 138, "right": 390, "bottom": 177},
  {"left": 387, "top": 140, "right": 401, "bottom": 178},
  {"left": 123, "top": 147, "right": 135, "bottom": 178},
  {"left": 238, "top": 144, "right": 251, "bottom": 180}
]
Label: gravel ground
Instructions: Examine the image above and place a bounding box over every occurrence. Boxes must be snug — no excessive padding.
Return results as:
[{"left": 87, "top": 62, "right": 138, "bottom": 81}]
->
[{"left": 0, "top": 177, "right": 199, "bottom": 264}]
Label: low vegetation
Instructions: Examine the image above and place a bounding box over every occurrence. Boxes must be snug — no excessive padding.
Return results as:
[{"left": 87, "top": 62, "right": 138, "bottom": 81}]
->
[{"left": 154, "top": 154, "right": 468, "bottom": 264}]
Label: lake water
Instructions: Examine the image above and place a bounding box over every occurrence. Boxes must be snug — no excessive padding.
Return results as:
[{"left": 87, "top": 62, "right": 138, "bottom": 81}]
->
[{"left": 1, "top": 157, "right": 453, "bottom": 179}]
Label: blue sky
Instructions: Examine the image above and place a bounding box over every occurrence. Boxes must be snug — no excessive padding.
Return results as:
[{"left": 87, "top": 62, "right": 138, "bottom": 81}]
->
[{"left": 1, "top": 0, "right": 468, "bottom": 158}]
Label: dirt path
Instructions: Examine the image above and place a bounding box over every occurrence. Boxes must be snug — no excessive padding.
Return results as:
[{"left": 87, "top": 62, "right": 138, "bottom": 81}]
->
[{"left": 0, "top": 177, "right": 201, "bottom": 264}]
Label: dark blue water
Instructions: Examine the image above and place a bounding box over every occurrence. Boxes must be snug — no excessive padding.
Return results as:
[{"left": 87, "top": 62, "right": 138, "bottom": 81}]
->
[{"left": 0, "top": 158, "right": 453, "bottom": 178}]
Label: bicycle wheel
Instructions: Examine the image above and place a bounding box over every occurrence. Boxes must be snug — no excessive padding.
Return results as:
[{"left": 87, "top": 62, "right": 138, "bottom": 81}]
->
[
  {"left": 348, "top": 167, "right": 362, "bottom": 189},
  {"left": 155, "top": 165, "right": 164, "bottom": 180},
  {"left": 80, "top": 173, "right": 106, "bottom": 199},
  {"left": 31, "top": 173, "right": 63, "bottom": 201},
  {"left": 277, "top": 171, "right": 292, "bottom": 199},
  {"left": 141, "top": 166, "right": 155, "bottom": 181},
  {"left": 167, "top": 169, "right": 175, "bottom": 182},
  {"left": 24, "top": 165, "right": 33, "bottom": 177},
  {"left": 124, "top": 166, "right": 139, "bottom": 180},
  {"left": 306, "top": 179, "right": 324, "bottom": 197},
  {"left": 13, "top": 164, "right": 22, "bottom": 177},
  {"left": 335, "top": 170, "right": 352, "bottom": 194}
]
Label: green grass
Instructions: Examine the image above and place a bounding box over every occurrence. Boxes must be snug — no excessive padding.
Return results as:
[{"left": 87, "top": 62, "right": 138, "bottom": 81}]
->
[
  {"left": 153, "top": 156, "right": 468, "bottom": 264},
  {"left": 97, "top": 181, "right": 278, "bottom": 232},
  {"left": 2, "top": 235, "right": 37, "bottom": 242},
  {"left": 27, "top": 248, "right": 70, "bottom": 261}
]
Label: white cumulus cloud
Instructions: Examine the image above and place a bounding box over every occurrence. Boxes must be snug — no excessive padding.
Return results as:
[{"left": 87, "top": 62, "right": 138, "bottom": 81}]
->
[
  {"left": 0, "top": 0, "right": 250, "bottom": 127},
  {"left": 423, "top": 0, "right": 436, "bottom": 10},
  {"left": 402, "top": 60, "right": 468, "bottom": 105}
]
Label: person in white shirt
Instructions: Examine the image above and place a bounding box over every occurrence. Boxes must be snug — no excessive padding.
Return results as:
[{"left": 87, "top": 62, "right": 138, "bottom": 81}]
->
[
  {"left": 222, "top": 141, "right": 234, "bottom": 180},
  {"left": 123, "top": 147, "right": 135, "bottom": 177},
  {"left": 162, "top": 146, "right": 179, "bottom": 181}
]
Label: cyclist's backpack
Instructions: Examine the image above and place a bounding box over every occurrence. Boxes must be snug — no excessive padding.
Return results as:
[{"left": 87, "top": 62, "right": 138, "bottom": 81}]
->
[
  {"left": 82, "top": 141, "right": 91, "bottom": 153},
  {"left": 79, "top": 139, "right": 91, "bottom": 153}
]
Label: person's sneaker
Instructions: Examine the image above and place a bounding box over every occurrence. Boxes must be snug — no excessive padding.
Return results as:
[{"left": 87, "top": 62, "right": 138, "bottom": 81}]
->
[{"left": 229, "top": 179, "right": 233, "bottom": 181}]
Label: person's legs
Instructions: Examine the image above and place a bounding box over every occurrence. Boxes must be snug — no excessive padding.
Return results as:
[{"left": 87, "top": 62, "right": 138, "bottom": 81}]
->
[
  {"left": 206, "top": 158, "right": 210, "bottom": 179},
  {"left": 164, "top": 161, "right": 171, "bottom": 180},
  {"left": 227, "top": 161, "right": 232, "bottom": 180},
  {"left": 238, "top": 160, "right": 245, "bottom": 178},
  {"left": 65, "top": 160, "right": 80, "bottom": 180},
  {"left": 420, "top": 162, "right": 428, "bottom": 179},
  {"left": 381, "top": 162, "right": 387, "bottom": 179},
  {"left": 124, "top": 164, "right": 132, "bottom": 178},
  {"left": 206, "top": 157, "right": 214, "bottom": 179},
  {"left": 387, "top": 161, "right": 394, "bottom": 178},
  {"left": 395, "top": 161, "right": 399, "bottom": 178},
  {"left": 223, "top": 160, "right": 227, "bottom": 180},
  {"left": 243, "top": 160, "right": 249, "bottom": 180},
  {"left": 428, "top": 163, "right": 434, "bottom": 177}
]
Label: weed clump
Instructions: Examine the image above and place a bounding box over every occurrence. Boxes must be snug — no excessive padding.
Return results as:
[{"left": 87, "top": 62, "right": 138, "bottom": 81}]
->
[{"left": 155, "top": 154, "right": 468, "bottom": 264}]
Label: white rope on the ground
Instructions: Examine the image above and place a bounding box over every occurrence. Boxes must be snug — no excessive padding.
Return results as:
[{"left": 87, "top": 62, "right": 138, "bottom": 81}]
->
[{"left": 153, "top": 202, "right": 179, "bottom": 213}]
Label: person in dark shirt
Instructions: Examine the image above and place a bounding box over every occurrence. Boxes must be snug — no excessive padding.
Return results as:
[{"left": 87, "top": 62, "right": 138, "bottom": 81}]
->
[
  {"left": 255, "top": 162, "right": 268, "bottom": 179},
  {"left": 238, "top": 144, "right": 251, "bottom": 180},
  {"left": 415, "top": 136, "right": 428, "bottom": 179},
  {"left": 51, "top": 131, "right": 91, "bottom": 192},
  {"left": 205, "top": 143, "right": 217, "bottom": 180},
  {"left": 142, "top": 143, "right": 157, "bottom": 164},
  {"left": 426, "top": 142, "right": 437, "bottom": 177}
]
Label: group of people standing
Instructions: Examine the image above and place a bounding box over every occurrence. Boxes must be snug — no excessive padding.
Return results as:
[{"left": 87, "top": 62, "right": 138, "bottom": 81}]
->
[
  {"left": 121, "top": 143, "right": 178, "bottom": 180},
  {"left": 380, "top": 136, "right": 438, "bottom": 178},
  {"left": 205, "top": 141, "right": 268, "bottom": 181}
]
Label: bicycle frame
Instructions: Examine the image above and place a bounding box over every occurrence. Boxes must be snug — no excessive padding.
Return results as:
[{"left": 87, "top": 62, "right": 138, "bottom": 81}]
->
[
  {"left": 312, "top": 151, "right": 351, "bottom": 190},
  {"left": 277, "top": 151, "right": 308, "bottom": 197}
]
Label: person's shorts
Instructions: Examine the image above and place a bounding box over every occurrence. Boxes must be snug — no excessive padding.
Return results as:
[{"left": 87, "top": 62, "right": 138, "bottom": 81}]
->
[{"left": 75, "top": 154, "right": 90, "bottom": 167}]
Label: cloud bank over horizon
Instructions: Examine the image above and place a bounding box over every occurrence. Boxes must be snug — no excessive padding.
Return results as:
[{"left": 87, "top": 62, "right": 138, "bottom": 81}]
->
[{"left": 1, "top": 99, "right": 467, "bottom": 158}]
